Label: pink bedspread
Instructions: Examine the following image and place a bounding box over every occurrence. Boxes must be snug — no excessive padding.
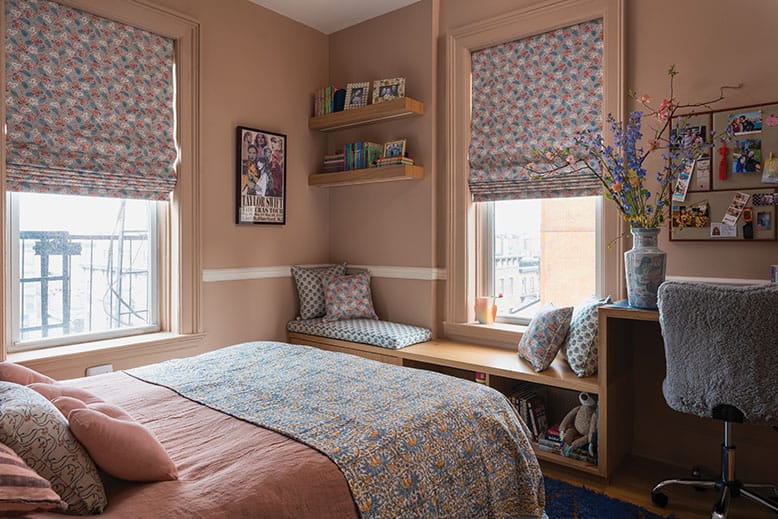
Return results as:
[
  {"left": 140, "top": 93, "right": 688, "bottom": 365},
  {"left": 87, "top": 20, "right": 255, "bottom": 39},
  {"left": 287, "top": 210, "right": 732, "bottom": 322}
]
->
[{"left": 27, "top": 372, "right": 359, "bottom": 518}]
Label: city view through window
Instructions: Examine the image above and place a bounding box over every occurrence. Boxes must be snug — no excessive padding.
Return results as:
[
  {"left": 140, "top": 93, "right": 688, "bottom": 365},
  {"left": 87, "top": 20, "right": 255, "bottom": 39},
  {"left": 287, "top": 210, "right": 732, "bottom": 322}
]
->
[
  {"left": 492, "top": 197, "right": 599, "bottom": 322},
  {"left": 13, "top": 192, "right": 157, "bottom": 346}
]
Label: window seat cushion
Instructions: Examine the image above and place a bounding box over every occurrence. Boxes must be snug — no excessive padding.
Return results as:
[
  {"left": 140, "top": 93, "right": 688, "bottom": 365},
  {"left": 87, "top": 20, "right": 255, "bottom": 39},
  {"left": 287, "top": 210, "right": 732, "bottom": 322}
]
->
[{"left": 287, "top": 318, "right": 431, "bottom": 350}]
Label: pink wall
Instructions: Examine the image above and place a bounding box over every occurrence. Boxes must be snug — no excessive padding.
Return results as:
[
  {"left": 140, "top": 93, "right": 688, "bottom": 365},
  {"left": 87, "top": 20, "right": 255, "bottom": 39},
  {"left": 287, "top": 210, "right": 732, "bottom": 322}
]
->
[
  {"left": 149, "top": 0, "right": 331, "bottom": 348},
  {"left": 327, "top": 0, "right": 442, "bottom": 331}
]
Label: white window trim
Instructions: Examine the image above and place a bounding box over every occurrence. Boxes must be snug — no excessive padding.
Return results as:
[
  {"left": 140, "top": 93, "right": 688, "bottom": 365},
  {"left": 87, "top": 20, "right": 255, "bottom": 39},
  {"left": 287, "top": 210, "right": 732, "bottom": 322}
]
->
[
  {"left": 443, "top": 0, "right": 625, "bottom": 347},
  {"left": 0, "top": 0, "right": 203, "bottom": 363}
]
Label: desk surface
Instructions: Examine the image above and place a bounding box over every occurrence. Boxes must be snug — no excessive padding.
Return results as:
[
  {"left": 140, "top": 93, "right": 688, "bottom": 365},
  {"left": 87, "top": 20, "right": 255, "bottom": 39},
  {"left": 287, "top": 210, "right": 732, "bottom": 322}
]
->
[{"left": 600, "top": 301, "right": 659, "bottom": 322}]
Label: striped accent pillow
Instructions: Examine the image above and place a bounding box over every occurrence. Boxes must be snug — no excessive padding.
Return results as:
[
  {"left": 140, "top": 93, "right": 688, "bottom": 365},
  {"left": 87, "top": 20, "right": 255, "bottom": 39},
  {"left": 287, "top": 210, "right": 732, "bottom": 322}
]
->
[{"left": 0, "top": 442, "right": 67, "bottom": 515}]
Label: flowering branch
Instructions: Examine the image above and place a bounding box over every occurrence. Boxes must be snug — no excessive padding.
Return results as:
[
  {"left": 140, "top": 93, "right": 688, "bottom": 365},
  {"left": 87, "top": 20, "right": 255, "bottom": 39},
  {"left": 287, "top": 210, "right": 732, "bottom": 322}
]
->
[{"left": 528, "top": 65, "right": 741, "bottom": 229}]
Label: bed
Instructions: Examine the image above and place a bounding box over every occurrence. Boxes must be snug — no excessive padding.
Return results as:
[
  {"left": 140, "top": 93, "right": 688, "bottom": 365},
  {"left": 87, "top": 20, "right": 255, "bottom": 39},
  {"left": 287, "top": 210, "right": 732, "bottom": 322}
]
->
[{"left": 18, "top": 341, "right": 545, "bottom": 518}]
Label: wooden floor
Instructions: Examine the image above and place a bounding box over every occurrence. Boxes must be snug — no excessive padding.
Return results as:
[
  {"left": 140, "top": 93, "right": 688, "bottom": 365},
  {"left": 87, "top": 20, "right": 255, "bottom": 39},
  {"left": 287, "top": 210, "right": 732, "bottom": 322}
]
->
[{"left": 542, "top": 457, "right": 778, "bottom": 518}]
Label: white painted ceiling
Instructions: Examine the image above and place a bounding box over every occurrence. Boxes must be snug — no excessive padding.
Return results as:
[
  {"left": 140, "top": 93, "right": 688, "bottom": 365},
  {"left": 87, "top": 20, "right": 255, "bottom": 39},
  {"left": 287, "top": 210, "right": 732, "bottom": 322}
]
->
[{"left": 248, "top": 0, "right": 421, "bottom": 35}]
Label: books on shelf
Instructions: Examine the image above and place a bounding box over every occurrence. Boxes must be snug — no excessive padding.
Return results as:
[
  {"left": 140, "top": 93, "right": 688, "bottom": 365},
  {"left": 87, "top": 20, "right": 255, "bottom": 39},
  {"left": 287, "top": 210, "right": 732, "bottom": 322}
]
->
[
  {"left": 508, "top": 383, "right": 548, "bottom": 441},
  {"left": 312, "top": 85, "right": 346, "bottom": 117},
  {"left": 344, "top": 142, "right": 383, "bottom": 170},
  {"left": 375, "top": 156, "right": 414, "bottom": 167},
  {"left": 321, "top": 151, "right": 345, "bottom": 173}
]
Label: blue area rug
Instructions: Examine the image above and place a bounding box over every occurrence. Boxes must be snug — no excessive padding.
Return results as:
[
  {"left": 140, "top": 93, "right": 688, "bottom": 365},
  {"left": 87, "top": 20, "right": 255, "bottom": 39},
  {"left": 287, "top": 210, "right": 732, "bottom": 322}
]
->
[{"left": 545, "top": 476, "right": 672, "bottom": 519}]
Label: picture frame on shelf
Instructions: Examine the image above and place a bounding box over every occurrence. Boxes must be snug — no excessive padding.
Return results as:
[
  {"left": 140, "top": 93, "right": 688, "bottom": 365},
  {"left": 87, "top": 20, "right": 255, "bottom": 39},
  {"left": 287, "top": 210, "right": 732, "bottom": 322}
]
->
[
  {"left": 383, "top": 139, "right": 406, "bottom": 158},
  {"left": 372, "top": 77, "right": 406, "bottom": 104},
  {"left": 236, "top": 126, "right": 286, "bottom": 225},
  {"left": 344, "top": 82, "right": 370, "bottom": 110}
]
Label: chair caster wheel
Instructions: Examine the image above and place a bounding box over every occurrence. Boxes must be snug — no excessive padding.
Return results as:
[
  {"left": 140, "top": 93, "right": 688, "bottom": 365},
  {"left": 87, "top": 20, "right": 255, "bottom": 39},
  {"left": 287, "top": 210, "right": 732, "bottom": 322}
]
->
[{"left": 651, "top": 491, "right": 668, "bottom": 507}]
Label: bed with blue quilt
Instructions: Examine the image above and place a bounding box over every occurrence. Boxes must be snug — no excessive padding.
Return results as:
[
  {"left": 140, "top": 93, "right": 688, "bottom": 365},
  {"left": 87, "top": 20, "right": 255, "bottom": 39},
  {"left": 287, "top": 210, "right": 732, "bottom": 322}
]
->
[{"left": 32, "top": 341, "right": 546, "bottom": 518}]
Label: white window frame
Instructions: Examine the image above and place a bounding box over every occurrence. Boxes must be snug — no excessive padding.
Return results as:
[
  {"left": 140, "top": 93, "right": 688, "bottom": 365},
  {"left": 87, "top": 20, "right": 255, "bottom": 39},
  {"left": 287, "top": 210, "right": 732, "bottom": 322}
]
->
[
  {"left": 444, "top": 0, "right": 624, "bottom": 348},
  {"left": 7, "top": 194, "right": 164, "bottom": 352},
  {"left": 0, "top": 0, "right": 203, "bottom": 366},
  {"left": 479, "top": 197, "right": 604, "bottom": 326}
]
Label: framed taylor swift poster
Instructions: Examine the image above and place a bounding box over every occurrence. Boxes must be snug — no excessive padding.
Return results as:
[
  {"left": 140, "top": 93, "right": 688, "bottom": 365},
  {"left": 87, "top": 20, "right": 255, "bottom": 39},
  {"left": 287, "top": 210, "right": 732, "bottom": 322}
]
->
[{"left": 236, "top": 126, "right": 287, "bottom": 225}]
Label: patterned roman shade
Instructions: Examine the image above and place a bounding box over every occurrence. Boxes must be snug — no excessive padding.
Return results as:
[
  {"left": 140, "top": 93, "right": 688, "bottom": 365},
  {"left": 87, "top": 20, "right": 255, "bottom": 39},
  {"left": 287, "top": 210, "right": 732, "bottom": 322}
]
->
[
  {"left": 468, "top": 19, "right": 604, "bottom": 201},
  {"left": 5, "top": 0, "right": 177, "bottom": 200}
]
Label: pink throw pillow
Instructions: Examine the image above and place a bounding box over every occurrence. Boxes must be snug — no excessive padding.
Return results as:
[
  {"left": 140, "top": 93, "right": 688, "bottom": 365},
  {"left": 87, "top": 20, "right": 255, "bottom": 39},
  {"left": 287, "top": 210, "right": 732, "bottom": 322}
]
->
[
  {"left": 51, "top": 396, "right": 133, "bottom": 422},
  {"left": 27, "top": 383, "right": 103, "bottom": 404},
  {"left": 323, "top": 271, "right": 379, "bottom": 322},
  {"left": 68, "top": 408, "right": 178, "bottom": 482},
  {"left": 0, "top": 362, "right": 55, "bottom": 385}
]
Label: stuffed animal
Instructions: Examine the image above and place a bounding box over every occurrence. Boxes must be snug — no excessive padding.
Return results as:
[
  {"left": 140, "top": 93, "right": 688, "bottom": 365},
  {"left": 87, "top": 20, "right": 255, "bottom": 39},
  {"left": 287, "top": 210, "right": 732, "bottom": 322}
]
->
[{"left": 559, "top": 392, "right": 597, "bottom": 449}]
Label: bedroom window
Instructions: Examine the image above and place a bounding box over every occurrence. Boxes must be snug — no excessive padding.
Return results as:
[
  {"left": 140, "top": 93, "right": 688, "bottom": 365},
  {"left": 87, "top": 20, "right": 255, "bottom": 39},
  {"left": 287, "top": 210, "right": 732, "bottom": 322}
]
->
[
  {"left": 482, "top": 197, "right": 600, "bottom": 325},
  {"left": 8, "top": 193, "right": 161, "bottom": 350},
  {"left": 445, "top": 0, "right": 622, "bottom": 344},
  {"left": 4, "top": 0, "right": 183, "bottom": 353}
]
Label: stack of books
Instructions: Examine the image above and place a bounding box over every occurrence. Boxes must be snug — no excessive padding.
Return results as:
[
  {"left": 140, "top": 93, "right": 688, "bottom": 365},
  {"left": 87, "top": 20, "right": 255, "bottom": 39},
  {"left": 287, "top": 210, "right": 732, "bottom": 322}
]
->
[
  {"left": 536, "top": 423, "right": 563, "bottom": 454},
  {"left": 375, "top": 156, "right": 415, "bottom": 167},
  {"left": 321, "top": 151, "right": 345, "bottom": 173},
  {"left": 313, "top": 85, "right": 345, "bottom": 116},
  {"left": 508, "top": 383, "right": 548, "bottom": 441},
  {"left": 344, "top": 142, "right": 383, "bottom": 170}
]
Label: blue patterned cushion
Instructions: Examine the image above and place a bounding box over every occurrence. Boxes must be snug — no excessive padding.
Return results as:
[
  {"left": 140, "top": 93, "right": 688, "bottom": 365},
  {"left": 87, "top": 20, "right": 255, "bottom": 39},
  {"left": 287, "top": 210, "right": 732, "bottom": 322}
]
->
[
  {"left": 291, "top": 263, "right": 347, "bottom": 320},
  {"left": 287, "top": 318, "right": 431, "bottom": 349},
  {"left": 562, "top": 295, "right": 612, "bottom": 377},
  {"left": 517, "top": 304, "right": 573, "bottom": 372},
  {"left": 323, "top": 271, "right": 378, "bottom": 322}
]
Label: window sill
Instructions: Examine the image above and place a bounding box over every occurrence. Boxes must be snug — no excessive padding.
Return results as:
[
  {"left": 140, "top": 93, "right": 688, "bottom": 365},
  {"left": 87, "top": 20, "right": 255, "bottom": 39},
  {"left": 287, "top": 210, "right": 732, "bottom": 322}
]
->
[
  {"left": 7, "top": 331, "right": 207, "bottom": 380},
  {"left": 443, "top": 321, "right": 525, "bottom": 350}
]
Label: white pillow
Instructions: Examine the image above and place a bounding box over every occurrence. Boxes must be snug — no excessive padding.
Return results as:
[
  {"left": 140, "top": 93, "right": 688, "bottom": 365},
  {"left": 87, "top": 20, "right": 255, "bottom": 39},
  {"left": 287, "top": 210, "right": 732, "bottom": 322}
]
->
[{"left": 562, "top": 295, "right": 612, "bottom": 377}]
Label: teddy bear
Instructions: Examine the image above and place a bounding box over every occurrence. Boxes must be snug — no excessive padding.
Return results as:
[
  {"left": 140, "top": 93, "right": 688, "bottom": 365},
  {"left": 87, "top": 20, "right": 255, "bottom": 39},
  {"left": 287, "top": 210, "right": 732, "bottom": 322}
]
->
[{"left": 559, "top": 392, "right": 597, "bottom": 450}]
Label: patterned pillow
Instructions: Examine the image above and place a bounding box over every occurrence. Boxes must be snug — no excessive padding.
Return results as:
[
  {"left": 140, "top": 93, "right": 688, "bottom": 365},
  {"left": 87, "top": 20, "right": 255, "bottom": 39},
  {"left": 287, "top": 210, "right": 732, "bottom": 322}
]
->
[
  {"left": 0, "top": 441, "right": 67, "bottom": 515},
  {"left": 291, "top": 263, "right": 347, "bottom": 319},
  {"left": 562, "top": 295, "right": 612, "bottom": 377},
  {"left": 517, "top": 304, "right": 573, "bottom": 372},
  {"left": 323, "top": 271, "right": 379, "bottom": 322},
  {"left": 0, "top": 382, "right": 107, "bottom": 515}
]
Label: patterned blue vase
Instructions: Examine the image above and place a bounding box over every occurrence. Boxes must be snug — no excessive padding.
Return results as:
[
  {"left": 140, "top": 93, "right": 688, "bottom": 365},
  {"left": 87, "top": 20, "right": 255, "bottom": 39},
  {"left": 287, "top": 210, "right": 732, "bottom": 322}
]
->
[{"left": 624, "top": 228, "right": 666, "bottom": 310}]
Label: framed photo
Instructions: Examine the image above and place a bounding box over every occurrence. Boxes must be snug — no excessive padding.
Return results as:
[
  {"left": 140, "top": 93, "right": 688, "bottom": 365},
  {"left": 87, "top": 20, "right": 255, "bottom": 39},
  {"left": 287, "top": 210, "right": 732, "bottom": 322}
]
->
[
  {"left": 344, "top": 82, "right": 369, "bottom": 110},
  {"left": 372, "top": 77, "right": 406, "bottom": 104},
  {"left": 383, "top": 139, "right": 406, "bottom": 158},
  {"left": 236, "top": 126, "right": 286, "bottom": 225}
]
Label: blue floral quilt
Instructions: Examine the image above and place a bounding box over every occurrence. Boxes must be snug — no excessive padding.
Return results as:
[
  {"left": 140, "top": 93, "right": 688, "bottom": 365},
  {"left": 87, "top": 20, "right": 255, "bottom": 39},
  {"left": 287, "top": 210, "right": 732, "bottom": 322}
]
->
[{"left": 128, "top": 342, "right": 545, "bottom": 518}]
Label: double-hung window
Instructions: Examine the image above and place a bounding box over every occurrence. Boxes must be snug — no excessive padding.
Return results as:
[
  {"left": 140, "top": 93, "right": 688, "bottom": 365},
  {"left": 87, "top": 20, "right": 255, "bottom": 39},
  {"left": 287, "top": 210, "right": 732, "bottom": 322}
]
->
[
  {"left": 5, "top": 0, "right": 177, "bottom": 352},
  {"left": 469, "top": 19, "right": 606, "bottom": 325}
]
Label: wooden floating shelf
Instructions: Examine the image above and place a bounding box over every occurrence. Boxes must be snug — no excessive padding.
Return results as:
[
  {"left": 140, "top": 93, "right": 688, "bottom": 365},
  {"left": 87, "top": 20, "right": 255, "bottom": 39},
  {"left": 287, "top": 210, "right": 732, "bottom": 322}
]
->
[
  {"left": 309, "top": 97, "right": 425, "bottom": 131},
  {"left": 308, "top": 164, "right": 424, "bottom": 187}
]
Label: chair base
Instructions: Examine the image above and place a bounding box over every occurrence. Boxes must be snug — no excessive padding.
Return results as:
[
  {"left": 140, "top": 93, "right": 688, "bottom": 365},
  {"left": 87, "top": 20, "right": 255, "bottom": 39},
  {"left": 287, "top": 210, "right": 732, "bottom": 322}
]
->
[
  {"left": 651, "top": 476, "right": 778, "bottom": 518},
  {"left": 650, "top": 421, "right": 778, "bottom": 517}
]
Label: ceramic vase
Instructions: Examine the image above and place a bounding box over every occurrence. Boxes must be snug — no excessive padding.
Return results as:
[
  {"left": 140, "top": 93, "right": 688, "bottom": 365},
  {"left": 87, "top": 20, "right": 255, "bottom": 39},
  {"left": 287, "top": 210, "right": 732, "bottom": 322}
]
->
[
  {"left": 475, "top": 297, "right": 498, "bottom": 324},
  {"left": 624, "top": 227, "right": 666, "bottom": 310}
]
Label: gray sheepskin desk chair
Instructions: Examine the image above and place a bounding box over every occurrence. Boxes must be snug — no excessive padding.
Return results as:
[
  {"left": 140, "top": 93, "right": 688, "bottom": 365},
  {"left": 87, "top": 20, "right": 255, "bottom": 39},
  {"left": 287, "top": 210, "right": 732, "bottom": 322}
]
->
[{"left": 650, "top": 281, "right": 778, "bottom": 518}]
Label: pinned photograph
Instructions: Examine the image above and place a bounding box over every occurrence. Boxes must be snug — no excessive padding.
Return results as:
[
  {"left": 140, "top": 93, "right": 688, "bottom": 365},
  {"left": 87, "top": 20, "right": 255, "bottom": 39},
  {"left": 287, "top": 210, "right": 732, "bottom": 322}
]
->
[
  {"left": 727, "top": 110, "right": 762, "bottom": 136},
  {"left": 672, "top": 200, "right": 710, "bottom": 229},
  {"left": 756, "top": 211, "right": 772, "bottom": 231},
  {"left": 693, "top": 157, "right": 711, "bottom": 190},
  {"left": 710, "top": 222, "right": 736, "bottom": 238},
  {"left": 372, "top": 77, "right": 406, "bottom": 104},
  {"left": 672, "top": 160, "right": 695, "bottom": 202},
  {"left": 732, "top": 139, "right": 761, "bottom": 173},
  {"left": 344, "top": 82, "right": 370, "bottom": 109},
  {"left": 722, "top": 191, "right": 751, "bottom": 226},
  {"left": 670, "top": 125, "right": 706, "bottom": 150}
]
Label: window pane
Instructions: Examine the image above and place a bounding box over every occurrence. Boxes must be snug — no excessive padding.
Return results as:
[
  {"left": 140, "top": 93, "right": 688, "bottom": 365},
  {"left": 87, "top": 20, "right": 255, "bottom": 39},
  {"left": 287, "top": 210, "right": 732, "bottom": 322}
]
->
[
  {"left": 492, "top": 197, "right": 598, "bottom": 322},
  {"left": 15, "top": 192, "right": 158, "bottom": 345}
]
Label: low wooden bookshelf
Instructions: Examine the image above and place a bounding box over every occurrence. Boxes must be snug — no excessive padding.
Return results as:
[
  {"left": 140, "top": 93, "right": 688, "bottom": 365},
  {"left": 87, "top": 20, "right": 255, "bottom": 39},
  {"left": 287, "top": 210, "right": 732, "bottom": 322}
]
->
[
  {"left": 309, "top": 97, "right": 425, "bottom": 131},
  {"left": 308, "top": 164, "right": 424, "bottom": 187}
]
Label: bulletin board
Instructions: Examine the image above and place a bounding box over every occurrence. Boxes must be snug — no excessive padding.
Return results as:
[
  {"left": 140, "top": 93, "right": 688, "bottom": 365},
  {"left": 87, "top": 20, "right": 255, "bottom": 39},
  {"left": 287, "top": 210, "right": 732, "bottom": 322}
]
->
[{"left": 669, "top": 102, "right": 778, "bottom": 241}]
